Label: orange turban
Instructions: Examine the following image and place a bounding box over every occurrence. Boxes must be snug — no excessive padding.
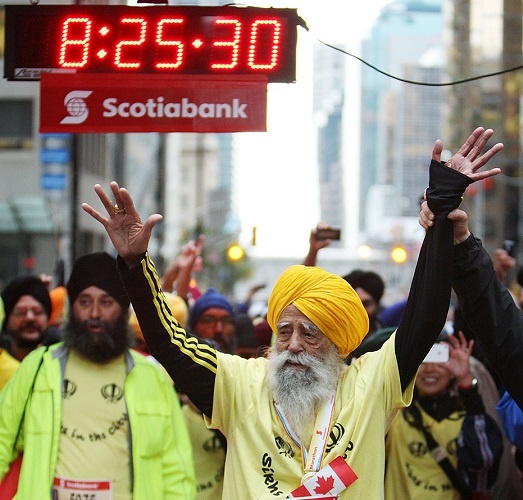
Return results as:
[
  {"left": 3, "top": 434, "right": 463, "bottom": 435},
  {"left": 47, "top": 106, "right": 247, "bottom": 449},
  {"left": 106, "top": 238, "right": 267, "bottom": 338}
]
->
[
  {"left": 267, "top": 265, "right": 369, "bottom": 357},
  {"left": 49, "top": 286, "right": 67, "bottom": 327}
]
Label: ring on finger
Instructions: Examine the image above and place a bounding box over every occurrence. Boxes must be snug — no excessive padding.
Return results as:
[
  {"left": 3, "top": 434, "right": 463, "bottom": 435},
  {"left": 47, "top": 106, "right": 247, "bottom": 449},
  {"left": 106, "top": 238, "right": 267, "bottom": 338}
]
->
[{"left": 113, "top": 203, "right": 125, "bottom": 214}]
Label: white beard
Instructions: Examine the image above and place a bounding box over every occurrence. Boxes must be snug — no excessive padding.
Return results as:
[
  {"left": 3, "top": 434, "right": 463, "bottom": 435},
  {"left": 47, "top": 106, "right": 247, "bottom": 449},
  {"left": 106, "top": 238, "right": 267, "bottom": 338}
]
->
[{"left": 266, "top": 344, "right": 343, "bottom": 448}]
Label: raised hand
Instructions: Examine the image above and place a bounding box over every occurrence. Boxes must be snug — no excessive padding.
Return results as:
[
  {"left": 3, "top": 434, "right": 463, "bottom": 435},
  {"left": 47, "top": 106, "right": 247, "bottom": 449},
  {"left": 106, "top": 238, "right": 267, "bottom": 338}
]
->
[
  {"left": 178, "top": 235, "right": 205, "bottom": 272},
  {"left": 444, "top": 331, "right": 474, "bottom": 386},
  {"left": 309, "top": 223, "right": 334, "bottom": 252},
  {"left": 432, "top": 127, "right": 503, "bottom": 182},
  {"left": 304, "top": 223, "right": 334, "bottom": 266},
  {"left": 82, "top": 181, "right": 163, "bottom": 267}
]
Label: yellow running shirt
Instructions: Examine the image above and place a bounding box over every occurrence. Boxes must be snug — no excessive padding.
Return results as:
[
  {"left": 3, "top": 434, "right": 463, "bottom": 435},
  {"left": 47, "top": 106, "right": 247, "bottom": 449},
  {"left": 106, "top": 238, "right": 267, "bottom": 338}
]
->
[
  {"left": 183, "top": 404, "right": 225, "bottom": 499},
  {"left": 0, "top": 348, "right": 19, "bottom": 391},
  {"left": 207, "top": 333, "right": 414, "bottom": 499},
  {"left": 54, "top": 350, "right": 131, "bottom": 500},
  {"left": 385, "top": 403, "right": 464, "bottom": 500}
]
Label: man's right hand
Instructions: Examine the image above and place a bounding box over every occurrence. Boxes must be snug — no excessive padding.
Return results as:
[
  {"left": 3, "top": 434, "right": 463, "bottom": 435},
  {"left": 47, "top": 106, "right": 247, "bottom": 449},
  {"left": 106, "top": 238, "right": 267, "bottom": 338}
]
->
[
  {"left": 419, "top": 201, "right": 470, "bottom": 245},
  {"left": 82, "top": 181, "right": 163, "bottom": 268}
]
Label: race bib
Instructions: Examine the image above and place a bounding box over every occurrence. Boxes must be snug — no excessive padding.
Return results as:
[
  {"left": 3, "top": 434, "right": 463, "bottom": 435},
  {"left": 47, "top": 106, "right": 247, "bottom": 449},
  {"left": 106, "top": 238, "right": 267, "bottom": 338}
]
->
[{"left": 53, "top": 477, "right": 112, "bottom": 500}]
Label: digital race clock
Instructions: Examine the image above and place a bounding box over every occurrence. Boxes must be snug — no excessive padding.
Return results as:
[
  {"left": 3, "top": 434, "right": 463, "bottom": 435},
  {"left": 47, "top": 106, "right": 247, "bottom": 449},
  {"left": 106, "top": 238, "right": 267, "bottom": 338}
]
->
[{"left": 4, "top": 5, "right": 301, "bottom": 82}]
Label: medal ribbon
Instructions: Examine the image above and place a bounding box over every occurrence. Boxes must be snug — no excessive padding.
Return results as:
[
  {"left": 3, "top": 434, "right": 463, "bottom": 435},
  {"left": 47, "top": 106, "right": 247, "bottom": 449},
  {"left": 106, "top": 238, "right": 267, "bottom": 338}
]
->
[{"left": 274, "top": 392, "right": 336, "bottom": 475}]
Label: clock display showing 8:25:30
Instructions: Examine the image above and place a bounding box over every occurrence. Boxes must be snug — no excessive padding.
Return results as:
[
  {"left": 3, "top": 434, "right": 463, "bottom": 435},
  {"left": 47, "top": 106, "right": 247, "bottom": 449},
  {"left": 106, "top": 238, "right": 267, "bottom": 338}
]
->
[{"left": 4, "top": 5, "right": 300, "bottom": 83}]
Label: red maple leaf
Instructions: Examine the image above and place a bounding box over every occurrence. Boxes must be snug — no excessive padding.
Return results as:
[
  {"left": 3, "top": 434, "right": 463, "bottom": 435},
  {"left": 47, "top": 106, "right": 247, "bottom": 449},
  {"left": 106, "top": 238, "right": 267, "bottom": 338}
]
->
[{"left": 313, "top": 475, "right": 335, "bottom": 494}]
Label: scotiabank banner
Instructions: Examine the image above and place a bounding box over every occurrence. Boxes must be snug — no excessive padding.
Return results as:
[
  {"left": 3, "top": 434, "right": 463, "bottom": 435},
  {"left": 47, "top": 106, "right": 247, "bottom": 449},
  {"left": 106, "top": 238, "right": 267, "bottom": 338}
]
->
[{"left": 40, "top": 74, "right": 268, "bottom": 133}]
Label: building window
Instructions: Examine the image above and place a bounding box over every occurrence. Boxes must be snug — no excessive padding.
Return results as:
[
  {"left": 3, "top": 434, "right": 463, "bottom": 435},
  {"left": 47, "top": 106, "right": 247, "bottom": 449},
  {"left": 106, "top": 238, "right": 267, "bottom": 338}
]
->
[{"left": 0, "top": 99, "right": 34, "bottom": 149}]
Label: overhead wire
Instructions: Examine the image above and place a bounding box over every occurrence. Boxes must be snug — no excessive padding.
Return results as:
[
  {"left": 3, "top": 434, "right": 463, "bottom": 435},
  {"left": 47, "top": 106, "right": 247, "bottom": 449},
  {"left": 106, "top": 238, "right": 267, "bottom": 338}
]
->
[{"left": 298, "top": 16, "right": 523, "bottom": 87}]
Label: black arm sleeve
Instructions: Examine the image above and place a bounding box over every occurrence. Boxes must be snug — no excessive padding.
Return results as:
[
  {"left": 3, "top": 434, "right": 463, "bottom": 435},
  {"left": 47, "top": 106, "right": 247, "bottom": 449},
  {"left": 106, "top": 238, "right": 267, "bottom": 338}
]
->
[
  {"left": 395, "top": 161, "right": 472, "bottom": 390},
  {"left": 453, "top": 235, "right": 523, "bottom": 410},
  {"left": 119, "top": 254, "right": 217, "bottom": 418}
]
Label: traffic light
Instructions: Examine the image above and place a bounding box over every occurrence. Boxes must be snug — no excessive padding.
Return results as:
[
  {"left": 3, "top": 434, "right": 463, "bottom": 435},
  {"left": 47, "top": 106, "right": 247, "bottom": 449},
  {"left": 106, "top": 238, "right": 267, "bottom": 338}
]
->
[
  {"left": 227, "top": 243, "right": 245, "bottom": 262},
  {"left": 391, "top": 245, "right": 407, "bottom": 264}
]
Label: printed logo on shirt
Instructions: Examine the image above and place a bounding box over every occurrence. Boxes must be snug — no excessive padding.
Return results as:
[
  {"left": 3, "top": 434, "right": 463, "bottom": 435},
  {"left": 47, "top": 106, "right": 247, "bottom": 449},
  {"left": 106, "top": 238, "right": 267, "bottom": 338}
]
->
[
  {"left": 63, "top": 379, "right": 77, "bottom": 399},
  {"left": 408, "top": 441, "right": 428, "bottom": 458},
  {"left": 101, "top": 383, "right": 124, "bottom": 403},
  {"left": 275, "top": 436, "right": 294, "bottom": 458},
  {"left": 325, "top": 423, "right": 354, "bottom": 459},
  {"left": 326, "top": 423, "right": 345, "bottom": 452},
  {"left": 407, "top": 437, "right": 457, "bottom": 458},
  {"left": 202, "top": 433, "right": 225, "bottom": 453}
]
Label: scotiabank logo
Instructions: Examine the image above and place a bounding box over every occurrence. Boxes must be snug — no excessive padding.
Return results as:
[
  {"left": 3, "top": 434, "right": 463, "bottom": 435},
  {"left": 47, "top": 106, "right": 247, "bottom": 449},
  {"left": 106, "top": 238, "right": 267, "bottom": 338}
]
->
[
  {"left": 60, "top": 90, "right": 93, "bottom": 124},
  {"left": 103, "top": 97, "right": 248, "bottom": 119},
  {"left": 41, "top": 74, "right": 266, "bottom": 133}
]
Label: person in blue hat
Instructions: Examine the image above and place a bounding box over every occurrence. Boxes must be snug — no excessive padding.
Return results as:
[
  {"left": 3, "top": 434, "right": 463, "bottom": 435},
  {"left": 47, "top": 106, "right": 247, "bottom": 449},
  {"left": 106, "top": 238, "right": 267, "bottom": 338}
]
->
[{"left": 188, "top": 288, "right": 235, "bottom": 353}]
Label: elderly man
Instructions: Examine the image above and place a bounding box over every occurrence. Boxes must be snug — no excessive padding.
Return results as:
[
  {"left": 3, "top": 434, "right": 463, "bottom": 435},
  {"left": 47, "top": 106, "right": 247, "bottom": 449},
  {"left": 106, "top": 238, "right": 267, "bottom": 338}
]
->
[
  {"left": 82, "top": 127, "right": 501, "bottom": 498},
  {"left": 0, "top": 275, "right": 53, "bottom": 361},
  {"left": 0, "top": 252, "right": 195, "bottom": 499}
]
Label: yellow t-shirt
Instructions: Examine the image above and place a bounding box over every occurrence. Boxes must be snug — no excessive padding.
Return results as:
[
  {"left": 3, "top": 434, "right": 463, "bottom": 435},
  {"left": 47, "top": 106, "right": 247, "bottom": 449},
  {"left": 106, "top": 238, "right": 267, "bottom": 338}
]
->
[
  {"left": 207, "top": 333, "right": 414, "bottom": 499},
  {"left": 0, "top": 348, "right": 19, "bottom": 391},
  {"left": 55, "top": 351, "right": 131, "bottom": 500},
  {"left": 385, "top": 403, "right": 464, "bottom": 500},
  {"left": 183, "top": 404, "right": 225, "bottom": 499}
]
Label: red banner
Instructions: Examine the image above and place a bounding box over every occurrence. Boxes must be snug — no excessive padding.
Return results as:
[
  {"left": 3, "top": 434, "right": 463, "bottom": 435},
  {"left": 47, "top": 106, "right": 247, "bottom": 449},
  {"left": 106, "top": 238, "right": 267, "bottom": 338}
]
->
[{"left": 40, "top": 74, "right": 267, "bottom": 133}]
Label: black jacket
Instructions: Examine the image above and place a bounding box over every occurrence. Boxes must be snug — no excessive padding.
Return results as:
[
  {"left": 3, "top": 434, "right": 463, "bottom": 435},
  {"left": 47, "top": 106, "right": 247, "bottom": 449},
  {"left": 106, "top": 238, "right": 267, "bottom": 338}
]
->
[{"left": 453, "top": 234, "right": 523, "bottom": 410}]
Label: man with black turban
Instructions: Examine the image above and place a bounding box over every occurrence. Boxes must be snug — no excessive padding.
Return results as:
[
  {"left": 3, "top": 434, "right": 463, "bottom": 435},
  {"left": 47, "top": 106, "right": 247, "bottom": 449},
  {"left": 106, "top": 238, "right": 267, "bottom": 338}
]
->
[
  {"left": 1, "top": 275, "right": 52, "bottom": 361},
  {"left": 81, "top": 127, "right": 502, "bottom": 499},
  {"left": 343, "top": 269, "right": 385, "bottom": 336},
  {"left": 0, "top": 252, "right": 195, "bottom": 498}
]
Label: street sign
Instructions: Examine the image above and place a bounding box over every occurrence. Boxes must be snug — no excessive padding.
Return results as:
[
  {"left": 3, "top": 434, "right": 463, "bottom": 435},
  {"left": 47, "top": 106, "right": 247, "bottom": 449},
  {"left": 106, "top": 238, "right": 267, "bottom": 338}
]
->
[
  {"left": 40, "top": 149, "right": 70, "bottom": 165},
  {"left": 40, "top": 173, "right": 67, "bottom": 191}
]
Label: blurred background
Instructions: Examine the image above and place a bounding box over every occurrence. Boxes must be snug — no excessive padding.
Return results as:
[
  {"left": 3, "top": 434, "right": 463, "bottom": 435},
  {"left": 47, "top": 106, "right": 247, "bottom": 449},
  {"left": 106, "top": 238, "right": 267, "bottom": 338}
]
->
[{"left": 0, "top": 0, "right": 521, "bottom": 308}]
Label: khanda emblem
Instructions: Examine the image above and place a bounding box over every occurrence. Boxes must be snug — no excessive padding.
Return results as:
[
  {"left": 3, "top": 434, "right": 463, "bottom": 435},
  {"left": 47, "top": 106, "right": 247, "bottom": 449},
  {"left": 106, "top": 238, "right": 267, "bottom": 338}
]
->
[
  {"left": 326, "top": 423, "right": 345, "bottom": 452},
  {"left": 62, "top": 379, "right": 77, "bottom": 399},
  {"left": 101, "top": 383, "right": 124, "bottom": 403},
  {"left": 275, "top": 436, "right": 294, "bottom": 458},
  {"left": 408, "top": 441, "right": 428, "bottom": 457}
]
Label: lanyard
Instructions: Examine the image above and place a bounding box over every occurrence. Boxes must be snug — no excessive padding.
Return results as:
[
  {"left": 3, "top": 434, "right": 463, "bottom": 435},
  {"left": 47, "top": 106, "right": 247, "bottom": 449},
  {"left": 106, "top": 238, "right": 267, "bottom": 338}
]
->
[{"left": 274, "top": 392, "right": 336, "bottom": 476}]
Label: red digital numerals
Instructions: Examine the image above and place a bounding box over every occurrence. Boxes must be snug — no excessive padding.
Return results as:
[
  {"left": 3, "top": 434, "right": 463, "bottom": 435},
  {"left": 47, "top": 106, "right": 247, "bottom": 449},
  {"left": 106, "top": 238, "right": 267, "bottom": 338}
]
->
[{"left": 58, "top": 15, "right": 282, "bottom": 73}]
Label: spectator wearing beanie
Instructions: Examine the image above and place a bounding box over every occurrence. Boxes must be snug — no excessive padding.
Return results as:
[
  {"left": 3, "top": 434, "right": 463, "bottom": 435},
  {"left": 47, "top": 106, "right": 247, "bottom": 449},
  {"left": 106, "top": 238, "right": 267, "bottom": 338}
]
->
[
  {"left": 0, "top": 275, "right": 52, "bottom": 361},
  {"left": 188, "top": 288, "right": 235, "bottom": 353},
  {"left": 343, "top": 270, "right": 385, "bottom": 337}
]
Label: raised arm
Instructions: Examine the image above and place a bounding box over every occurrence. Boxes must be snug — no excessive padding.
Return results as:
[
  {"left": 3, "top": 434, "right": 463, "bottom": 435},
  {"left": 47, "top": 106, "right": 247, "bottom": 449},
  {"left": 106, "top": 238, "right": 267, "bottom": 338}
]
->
[
  {"left": 81, "top": 181, "right": 163, "bottom": 268},
  {"left": 303, "top": 223, "right": 333, "bottom": 267},
  {"left": 395, "top": 128, "right": 503, "bottom": 390},
  {"left": 174, "top": 236, "right": 204, "bottom": 301},
  {"left": 82, "top": 182, "right": 218, "bottom": 417}
]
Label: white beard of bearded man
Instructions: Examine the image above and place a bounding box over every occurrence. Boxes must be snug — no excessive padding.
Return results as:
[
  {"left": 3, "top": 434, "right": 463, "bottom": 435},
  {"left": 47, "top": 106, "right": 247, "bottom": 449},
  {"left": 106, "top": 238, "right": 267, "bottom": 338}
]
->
[
  {"left": 264, "top": 266, "right": 370, "bottom": 450},
  {"left": 266, "top": 339, "right": 343, "bottom": 447}
]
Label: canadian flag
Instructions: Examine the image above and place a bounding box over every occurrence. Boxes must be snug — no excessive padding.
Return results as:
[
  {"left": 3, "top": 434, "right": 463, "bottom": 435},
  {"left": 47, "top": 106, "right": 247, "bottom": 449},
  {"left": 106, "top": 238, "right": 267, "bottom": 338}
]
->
[{"left": 288, "top": 457, "right": 358, "bottom": 498}]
